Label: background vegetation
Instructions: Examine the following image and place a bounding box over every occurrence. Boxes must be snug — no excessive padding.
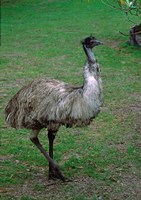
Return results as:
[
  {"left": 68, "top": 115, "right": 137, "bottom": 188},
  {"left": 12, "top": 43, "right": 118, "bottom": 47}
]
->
[{"left": 1, "top": 0, "right": 141, "bottom": 199}]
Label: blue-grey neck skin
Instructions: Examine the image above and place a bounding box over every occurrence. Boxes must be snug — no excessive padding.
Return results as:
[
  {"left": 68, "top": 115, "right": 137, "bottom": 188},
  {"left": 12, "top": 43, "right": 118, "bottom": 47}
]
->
[
  {"left": 82, "top": 43, "right": 103, "bottom": 105},
  {"left": 83, "top": 44, "right": 100, "bottom": 81},
  {"left": 83, "top": 44, "right": 96, "bottom": 63}
]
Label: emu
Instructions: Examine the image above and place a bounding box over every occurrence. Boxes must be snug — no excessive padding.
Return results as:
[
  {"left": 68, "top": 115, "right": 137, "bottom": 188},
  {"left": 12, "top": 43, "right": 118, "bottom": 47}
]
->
[{"left": 5, "top": 36, "right": 103, "bottom": 181}]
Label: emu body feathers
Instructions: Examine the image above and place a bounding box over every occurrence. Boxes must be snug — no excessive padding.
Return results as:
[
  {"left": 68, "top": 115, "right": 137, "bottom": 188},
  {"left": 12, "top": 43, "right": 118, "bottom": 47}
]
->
[
  {"left": 5, "top": 36, "right": 103, "bottom": 181},
  {"left": 5, "top": 75, "right": 102, "bottom": 130}
]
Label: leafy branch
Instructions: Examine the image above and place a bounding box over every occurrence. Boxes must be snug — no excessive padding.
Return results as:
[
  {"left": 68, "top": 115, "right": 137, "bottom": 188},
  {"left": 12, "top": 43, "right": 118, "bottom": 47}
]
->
[{"left": 100, "top": 0, "right": 141, "bottom": 16}]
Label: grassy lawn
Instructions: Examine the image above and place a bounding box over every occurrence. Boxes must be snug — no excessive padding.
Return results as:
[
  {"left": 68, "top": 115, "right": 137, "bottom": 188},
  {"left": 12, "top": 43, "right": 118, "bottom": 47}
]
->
[{"left": 1, "top": 0, "right": 141, "bottom": 199}]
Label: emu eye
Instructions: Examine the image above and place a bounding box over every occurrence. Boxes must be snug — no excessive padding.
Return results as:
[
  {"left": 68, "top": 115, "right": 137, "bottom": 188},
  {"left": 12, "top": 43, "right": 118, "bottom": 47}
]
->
[{"left": 96, "top": 66, "right": 100, "bottom": 73}]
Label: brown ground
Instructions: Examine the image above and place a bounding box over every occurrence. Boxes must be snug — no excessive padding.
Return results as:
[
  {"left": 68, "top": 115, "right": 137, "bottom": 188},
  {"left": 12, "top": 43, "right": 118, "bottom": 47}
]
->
[{"left": 1, "top": 172, "right": 141, "bottom": 200}]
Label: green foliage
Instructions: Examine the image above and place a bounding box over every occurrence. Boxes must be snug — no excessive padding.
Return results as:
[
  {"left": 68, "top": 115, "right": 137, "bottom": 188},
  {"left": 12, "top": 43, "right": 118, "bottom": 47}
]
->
[{"left": 100, "top": 0, "right": 141, "bottom": 16}]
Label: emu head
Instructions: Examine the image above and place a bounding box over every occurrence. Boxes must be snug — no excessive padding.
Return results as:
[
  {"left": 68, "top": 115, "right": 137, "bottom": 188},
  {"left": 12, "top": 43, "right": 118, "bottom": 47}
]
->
[{"left": 81, "top": 35, "right": 103, "bottom": 49}]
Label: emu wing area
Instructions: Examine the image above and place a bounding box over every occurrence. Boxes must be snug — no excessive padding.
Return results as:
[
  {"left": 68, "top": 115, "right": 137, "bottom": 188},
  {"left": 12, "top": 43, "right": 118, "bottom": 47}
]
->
[{"left": 5, "top": 78, "right": 90, "bottom": 130}]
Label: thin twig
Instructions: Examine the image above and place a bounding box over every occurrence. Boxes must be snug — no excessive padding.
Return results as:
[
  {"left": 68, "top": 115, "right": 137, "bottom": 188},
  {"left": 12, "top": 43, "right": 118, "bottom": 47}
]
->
[{"left": 119, "top": 31, "right": 129, "bottom": 36}]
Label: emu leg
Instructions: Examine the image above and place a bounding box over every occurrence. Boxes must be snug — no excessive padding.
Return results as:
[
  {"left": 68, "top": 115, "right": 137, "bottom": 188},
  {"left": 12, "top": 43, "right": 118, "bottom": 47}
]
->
[
  {"left": 48, "top": 130, "right": 56, "bottom": 179},
  {"left": 30, "top": 130, "right": 65, "bottom": 182}
]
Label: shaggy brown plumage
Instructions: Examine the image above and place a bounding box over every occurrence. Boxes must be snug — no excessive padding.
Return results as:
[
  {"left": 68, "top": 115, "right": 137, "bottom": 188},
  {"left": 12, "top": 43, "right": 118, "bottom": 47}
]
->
[{"left": 5, "top": 36, "right": 103, "bottom": 181}]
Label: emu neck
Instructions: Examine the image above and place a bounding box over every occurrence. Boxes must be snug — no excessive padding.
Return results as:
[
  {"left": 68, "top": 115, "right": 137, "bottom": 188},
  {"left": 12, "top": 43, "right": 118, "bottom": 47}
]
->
[
  {"left": 83, "top": 45, "right": 99, "bottom": 82},
  {"left": 83, "top": 46, "right": 102, "bottom": 103},
  {"left": 85, "top": 48, "right": 96, "bottom": 64}
]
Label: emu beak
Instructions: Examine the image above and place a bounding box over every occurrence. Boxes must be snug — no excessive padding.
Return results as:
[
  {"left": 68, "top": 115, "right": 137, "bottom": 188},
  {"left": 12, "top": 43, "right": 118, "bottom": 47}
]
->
[{"left": 95, "top": 40, "right": 103, "bottom": 46}]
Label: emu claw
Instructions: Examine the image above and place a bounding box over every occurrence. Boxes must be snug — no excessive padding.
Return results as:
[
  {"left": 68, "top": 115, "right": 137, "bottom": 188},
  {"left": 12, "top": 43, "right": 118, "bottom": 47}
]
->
[
  {"left": 48, "top": 172, "right": 66, "bottom": 182},
  {"left": 48, "top": 165, "right": 66, "bottom": 182}
]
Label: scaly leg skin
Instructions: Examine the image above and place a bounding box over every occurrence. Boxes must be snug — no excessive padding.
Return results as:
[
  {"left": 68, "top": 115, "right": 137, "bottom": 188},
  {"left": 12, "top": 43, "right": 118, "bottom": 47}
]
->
[
  {"left": 48, "top": 130, "right": 71, "bottom": 182},
  {"left": 48, "top": 130, "right": 67, "bottom": 181},
  {"left": 47, "top": 130, "right": 72, "bottom": 182},
  {"left": 30, "top": 130, "right": 65, "bottom": 182},
  {"left": 48, "top": 130, "right": 56, "bottom": 180}
]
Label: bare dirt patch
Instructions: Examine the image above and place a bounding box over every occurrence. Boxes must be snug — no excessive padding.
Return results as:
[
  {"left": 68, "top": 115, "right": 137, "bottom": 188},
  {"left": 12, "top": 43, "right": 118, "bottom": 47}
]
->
[
  {"left": 104, "top": 39, "right": 121, "bottom": 50},
  {"left": 119, "top": 173, "right": 141, "bottom": 200},
  {"left": 2, "top": 171, "right": 141, "bottom": 200}
]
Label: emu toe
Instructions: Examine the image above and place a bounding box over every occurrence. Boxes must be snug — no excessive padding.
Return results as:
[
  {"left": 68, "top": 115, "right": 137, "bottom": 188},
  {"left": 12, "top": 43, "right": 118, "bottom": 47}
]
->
[{"left": 48, "top": 165, "right": 66, "bottom": 182}]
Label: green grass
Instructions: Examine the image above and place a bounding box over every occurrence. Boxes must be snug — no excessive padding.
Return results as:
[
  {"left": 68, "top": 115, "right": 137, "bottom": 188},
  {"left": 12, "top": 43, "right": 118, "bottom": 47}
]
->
[{"left": 1, "top": 0, "right": 141, "bottom": 199}]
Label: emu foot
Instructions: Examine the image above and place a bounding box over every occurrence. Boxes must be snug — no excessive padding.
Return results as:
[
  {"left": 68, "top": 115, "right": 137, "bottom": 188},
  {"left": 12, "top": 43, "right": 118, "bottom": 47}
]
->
[{"left": 48, "top": 165, "right": 66, "bottom": 182}]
